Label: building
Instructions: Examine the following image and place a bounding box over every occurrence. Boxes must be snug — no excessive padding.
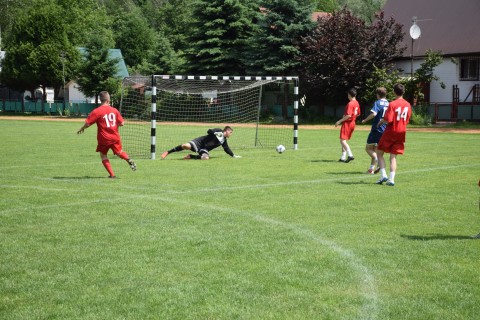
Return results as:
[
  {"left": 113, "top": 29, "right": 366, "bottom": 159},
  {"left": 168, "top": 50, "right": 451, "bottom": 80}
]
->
[{"left": 382, "top": 0, "right": 480, "bottom": 120}]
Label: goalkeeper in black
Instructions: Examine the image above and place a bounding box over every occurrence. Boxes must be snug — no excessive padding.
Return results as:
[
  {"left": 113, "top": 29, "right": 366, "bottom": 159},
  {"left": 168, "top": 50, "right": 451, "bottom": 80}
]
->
[{"left": 161, "top": 126, "right": 241, "bottom": 160}]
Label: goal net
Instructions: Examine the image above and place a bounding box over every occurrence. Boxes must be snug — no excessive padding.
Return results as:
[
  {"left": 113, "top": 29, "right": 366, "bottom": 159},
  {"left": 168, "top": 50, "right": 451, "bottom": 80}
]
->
[{"left": 120, "top": 75, "right": 299, "bottom": 159}]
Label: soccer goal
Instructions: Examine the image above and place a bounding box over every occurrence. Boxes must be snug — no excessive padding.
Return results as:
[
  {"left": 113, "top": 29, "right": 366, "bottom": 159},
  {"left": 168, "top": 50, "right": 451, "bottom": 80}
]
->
[{"left": 120, "top": 75, "right": 299, "bottom": 159}]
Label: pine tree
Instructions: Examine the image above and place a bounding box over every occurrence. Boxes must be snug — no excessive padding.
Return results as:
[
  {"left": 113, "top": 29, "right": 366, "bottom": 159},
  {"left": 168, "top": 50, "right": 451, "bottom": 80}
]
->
[
  {"left": 185, "top": 0, "right": 258, "bottom": 75},
  {"left": 244, "top": 0, "right": 315, "bottom": 75}
]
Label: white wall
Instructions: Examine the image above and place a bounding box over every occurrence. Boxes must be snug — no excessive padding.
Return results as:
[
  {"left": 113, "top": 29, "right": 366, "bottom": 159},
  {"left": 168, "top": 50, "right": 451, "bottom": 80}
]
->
[
  {"left": 431, "top": 58, "right": 478, "bottom": 103},
  {"left": 396, "top": 58, "right": 479, "bottom": 103},
  {"left": 66, "top": 82, "right": 95, "bottom": 103}
]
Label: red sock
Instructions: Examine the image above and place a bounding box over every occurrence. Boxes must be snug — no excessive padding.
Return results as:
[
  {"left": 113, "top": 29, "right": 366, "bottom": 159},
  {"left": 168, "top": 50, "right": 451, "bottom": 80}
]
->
[
  {"left": 102, "top": 159, "right": 115, "bottom": 177},
  {"left": 117, "top": 151, "right": 129, "bottom": 161}
]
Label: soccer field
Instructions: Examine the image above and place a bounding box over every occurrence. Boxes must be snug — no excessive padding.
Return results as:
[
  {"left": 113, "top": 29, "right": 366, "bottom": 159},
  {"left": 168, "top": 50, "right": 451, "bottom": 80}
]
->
[{"left": 1, "top": 118, "right": 479, "bottom": 319}]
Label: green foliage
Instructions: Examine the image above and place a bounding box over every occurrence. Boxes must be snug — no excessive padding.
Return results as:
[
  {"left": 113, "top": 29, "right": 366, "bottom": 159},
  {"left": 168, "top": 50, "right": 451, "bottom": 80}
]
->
[
  {"left": 338, "top": 0, "right": 386, "bottom": 23},
  {"left": 185, "top": 0, "right": 257, "bottom": 75},
  {"left": 0, "top": 0, "right": 80, "bottom": 97},
  {"left": 299, "top": 8, "right": 404, "bottom": 104},
  {"left": 409, "top": 103, "right": 432, "bottom": 126},
  {"left": 404, "top": 50, "right": 445, "bottom": 104},
  {"left": 363, "top": 65, "right": 400, "bottom": 104},
  {"left": 311, "top": 0, "right": 338, "bottom": 12},
  {"left": 113, "top": 8, "right": 157, "bottom": 69},
  {"left": 76, "top": 35, "right": 121, "bottom": 102},
  {"left": 244, "top": 0, "right": 316, "bottom": 75}
]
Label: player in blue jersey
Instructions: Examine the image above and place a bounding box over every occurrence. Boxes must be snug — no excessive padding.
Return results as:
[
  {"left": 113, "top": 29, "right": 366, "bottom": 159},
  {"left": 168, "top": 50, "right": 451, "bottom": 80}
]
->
[{"left": 361, "top": 87, "right": 389, "bottom": 174}]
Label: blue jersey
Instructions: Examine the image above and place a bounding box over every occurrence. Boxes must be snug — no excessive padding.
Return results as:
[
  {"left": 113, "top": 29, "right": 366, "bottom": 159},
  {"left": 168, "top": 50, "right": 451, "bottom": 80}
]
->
[{"left": 371, "top": 98, "right": 389, "bottom": 133}]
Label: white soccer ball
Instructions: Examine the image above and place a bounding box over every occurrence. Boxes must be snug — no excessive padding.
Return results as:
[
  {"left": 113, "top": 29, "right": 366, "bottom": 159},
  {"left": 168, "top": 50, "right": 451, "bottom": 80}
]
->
[{"left": 276, "top": 144, "right": 286, "bottom": 153}]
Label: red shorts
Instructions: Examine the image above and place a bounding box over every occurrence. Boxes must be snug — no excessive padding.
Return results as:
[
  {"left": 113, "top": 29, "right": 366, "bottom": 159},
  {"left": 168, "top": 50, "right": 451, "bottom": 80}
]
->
[
  {"left": 340, "top": 121, "right": 355, "bottom": 140},
  {"left": 96, "top": 141, "right": 123, "bottom": 155},
  {"left": 377, "top": 133, "right": 405, "bottom": 154}
]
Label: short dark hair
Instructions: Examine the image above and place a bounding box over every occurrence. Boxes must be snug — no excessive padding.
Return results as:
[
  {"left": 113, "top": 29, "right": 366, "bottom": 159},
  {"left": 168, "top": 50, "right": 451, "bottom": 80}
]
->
[
  {"left": 223, "top": 126, "right": 233, "bottom": 132},
  {"left": 99, "top": 91, "right": 110, "bottom": 104},
  {"left": 376, "top": 87, "right": 387, "bottom": 98},
  {"left": 393, "top": 83, "right": 405, "bottom": 96},
  {"left": 347, "top": 88, "right": 357, "bottom": 97}
]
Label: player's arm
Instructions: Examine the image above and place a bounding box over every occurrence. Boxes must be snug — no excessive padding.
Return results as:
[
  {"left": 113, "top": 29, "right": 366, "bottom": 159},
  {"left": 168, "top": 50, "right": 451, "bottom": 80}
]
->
[
  {"left": 77, "top": 122, "right": 90, "bottom": 134},
  {"left": 335, "top": 114, "right": 351, "bottom": 127},
  {"left": 222, "top": 141, "right": 238, "bottom": 158},
  {"left": 361, "top": 111, "right": 377, "bottom": 124}
]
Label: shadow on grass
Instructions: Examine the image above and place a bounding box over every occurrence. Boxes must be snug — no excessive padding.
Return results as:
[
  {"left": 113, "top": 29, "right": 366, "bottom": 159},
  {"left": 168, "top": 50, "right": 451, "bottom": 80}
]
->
[
  {"left": 53, "top": 176, "right": 113, "bottom": 180},
  {"left": 400, "top": 234, "right": 477, "bottom": 241},
  {"left": 336, "top": 180, "right": 373, "bottom": 185},
  {"left": 310, "top": 159, "right": 338, "bottom": 163},
  {"left": 327, "top": 171, "right": 365, "bottom": 175}
]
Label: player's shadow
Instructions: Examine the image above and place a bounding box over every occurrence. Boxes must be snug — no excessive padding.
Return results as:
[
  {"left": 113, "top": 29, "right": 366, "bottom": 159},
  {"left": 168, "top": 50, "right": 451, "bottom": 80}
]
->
[
  {"left": 336, "top": 180, "right": 372, "bottom": 185},
  {"left": 400, "top": 234, "right": 475, "bottom": 241},
  {"left": 327, "top": 171, "right": 364, "bottom": 175},
  {"left": 310, "top": 159, "right": 338, "bottom": 163},
  {"left": 53, "top": 176, "right": 110, "bottom": 180}
]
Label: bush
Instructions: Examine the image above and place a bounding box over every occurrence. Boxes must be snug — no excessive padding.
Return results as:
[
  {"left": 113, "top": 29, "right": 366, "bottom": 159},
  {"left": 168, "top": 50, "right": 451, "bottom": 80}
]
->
[{"left": 410, "top": 104, "right": 432, "bottom": 126}]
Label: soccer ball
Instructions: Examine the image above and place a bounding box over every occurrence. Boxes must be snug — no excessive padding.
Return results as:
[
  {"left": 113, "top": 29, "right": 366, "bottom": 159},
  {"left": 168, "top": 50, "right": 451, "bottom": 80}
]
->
[{"left": 276, "top": 144, "right": 286, "bottom": 153}]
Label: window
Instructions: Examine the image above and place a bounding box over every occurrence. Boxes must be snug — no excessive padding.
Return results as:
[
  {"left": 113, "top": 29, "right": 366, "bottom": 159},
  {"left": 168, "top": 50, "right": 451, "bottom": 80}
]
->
[{"left": 459, "top": 57, "right": 479, "bottom": 81}]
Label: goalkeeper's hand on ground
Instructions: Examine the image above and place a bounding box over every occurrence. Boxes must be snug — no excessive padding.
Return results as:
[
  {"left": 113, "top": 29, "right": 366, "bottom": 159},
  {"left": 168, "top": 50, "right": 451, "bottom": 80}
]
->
[{"left": 233, "top": 155, "right": 242, "bottom": 158}]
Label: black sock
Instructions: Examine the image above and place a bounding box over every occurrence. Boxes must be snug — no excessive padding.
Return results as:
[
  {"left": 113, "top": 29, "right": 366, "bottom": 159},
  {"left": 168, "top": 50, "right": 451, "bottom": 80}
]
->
[{"left": 168, "top": 145, "right": 183, "bottom": 153}]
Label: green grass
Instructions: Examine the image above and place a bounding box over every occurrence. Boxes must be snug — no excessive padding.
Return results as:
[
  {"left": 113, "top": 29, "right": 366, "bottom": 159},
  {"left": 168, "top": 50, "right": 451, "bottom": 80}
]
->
[{"left": 1, "top": 119, "right": 479, "bottom": 319}]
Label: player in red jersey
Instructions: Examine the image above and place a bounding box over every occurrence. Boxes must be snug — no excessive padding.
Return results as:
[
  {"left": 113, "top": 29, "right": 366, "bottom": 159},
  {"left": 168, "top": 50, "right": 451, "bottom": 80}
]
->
[
  {"left": 335, "top": 88, "right": 360, "bottom": 163},
  {"left": 375, "top": 83, "right": 412, "bottom": 186},
  {"left": 77, "top": 91, "right": 136, "bottom": 178}
]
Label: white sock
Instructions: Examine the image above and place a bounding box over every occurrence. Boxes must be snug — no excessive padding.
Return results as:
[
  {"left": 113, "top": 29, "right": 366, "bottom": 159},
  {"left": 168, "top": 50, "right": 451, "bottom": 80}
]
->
[
  {"left": 389, "top": 171, "right": 396, "bottom": 182},
  {"left": 369, "top": 164, "right": 375, "bottom": 170},
  {"left": 346, "top": 148, "right": 353, "bottom": 157},
  {"left": 380, "top": 168, "right": 387, "bottom": 178},
  {"left": 341, "top": 151, "right": 346, "bottom": 160}
]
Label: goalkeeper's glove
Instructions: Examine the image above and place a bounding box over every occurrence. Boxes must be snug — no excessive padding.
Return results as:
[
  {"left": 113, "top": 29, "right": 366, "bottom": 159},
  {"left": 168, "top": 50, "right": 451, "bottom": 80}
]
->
[{"left": 233, "top": 155, "right": 242, "bottom": 158}]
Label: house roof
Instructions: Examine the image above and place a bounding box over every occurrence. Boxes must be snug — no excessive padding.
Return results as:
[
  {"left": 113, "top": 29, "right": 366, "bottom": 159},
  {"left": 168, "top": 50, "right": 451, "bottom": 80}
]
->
[
  {"left": 78, "top": 47, "right": 129, "bottom": 79},
  {"left": 382, "top": 0, "right": 480, "bottom": 57}
]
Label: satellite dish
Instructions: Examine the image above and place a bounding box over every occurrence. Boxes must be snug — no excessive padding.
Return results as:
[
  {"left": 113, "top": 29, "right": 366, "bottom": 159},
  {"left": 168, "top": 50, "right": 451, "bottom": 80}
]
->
[{"left": 410, "top": 23, "right": 421, "bottom": 40}]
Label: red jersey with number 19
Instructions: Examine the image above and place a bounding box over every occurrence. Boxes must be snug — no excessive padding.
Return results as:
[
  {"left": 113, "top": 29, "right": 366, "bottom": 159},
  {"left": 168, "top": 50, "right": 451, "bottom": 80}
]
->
[
  {"left": 382, "top": 97, "right": 411, "bottom": 142},
  {"left": 86, "top": 104, "right": 124, "bottom": 146}
]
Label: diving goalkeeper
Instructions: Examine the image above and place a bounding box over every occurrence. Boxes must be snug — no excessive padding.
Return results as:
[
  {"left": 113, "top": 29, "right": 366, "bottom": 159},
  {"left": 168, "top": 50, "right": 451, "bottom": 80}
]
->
[{"left": 161, "top": 126, "right": 241, "bottom": 160}]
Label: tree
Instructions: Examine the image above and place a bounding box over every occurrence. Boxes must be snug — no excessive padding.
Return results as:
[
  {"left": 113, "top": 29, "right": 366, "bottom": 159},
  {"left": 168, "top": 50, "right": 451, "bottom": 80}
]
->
[
  {"left": 298, "top": 8, "right": 404, "bottom": 104},
  {"left": 244, "top": 0, "right": 316, "bottom": 75},
  {"left": 76, "top": 34, "right": 121, "bottom": 104},
  {"left": 113, "top": 8, "right": 157, "bottom": 69},
  {"left": 185, "top": 0, "right": 258, "bottom": 75},
  {"left": 338, "top": 0, "right": 386, "bottom": 23},
  {"left": 311, "top": 0, "right": 338, "bottom": 12},
  {"left": 0, "top": 0, "right": 80, "bottom": 106}
]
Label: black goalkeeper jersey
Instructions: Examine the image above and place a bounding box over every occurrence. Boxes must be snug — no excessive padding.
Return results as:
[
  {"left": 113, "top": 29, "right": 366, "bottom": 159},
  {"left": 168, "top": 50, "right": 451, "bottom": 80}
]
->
[{"left": 190, "top": 128, "right": 234, "bottom": 157}]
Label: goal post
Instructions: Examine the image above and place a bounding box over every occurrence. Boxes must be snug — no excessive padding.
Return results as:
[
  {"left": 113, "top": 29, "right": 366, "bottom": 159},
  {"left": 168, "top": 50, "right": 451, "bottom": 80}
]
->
[{"left": 120, "top": 75, "right": 299, "bottom": 159}]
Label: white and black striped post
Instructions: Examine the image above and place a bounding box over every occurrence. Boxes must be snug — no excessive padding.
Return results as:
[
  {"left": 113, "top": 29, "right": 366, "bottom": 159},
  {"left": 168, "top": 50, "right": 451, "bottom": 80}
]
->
[
  {"left": 150, "top": 75, "right": 157, "bottom": 159},
  {"left": 293, "top": 77, "right": 299, "bottom": 150}
]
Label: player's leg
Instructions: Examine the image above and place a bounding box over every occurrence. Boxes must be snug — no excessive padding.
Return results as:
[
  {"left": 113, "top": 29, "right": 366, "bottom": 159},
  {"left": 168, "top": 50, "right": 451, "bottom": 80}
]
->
[
  {"left": 340, "top": 123, "right": 354, "bottom": 162},
  {"left": 113, "top": 143, "right": 136, "bottom": 171},
  {"left": 339, "top": 139, "right": 347, "bottom": 162},
  {"left": 162, "top": 142, "right": 196, "bottom": 159},
  {"left": 375, "top": 149, "right": 388, "bottom": 184},
  {"left": 386, "top": 154, "right": 397, "bottom": 186},
  {"left": 100, "top": 152, "right": 115, "bottom": 178},
  {"left": 199, "top": 149, "right": 209, "bottom": 160},
  {"left": 365, "top": 144, "right": 377, "bottom": 173}
]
